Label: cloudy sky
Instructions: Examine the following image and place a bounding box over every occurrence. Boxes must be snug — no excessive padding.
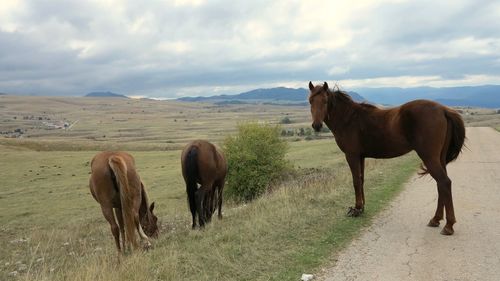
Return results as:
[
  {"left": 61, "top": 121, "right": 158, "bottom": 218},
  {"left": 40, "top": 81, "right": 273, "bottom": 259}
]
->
[{"left": 1, "top": 0, "right": 499, "bottom": 98}]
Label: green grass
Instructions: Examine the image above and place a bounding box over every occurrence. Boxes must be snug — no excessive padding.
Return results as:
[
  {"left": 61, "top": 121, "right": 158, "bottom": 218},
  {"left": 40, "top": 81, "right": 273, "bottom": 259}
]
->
[
  {"left": 0, "top": 96, "right": 422, "bottom": 280},
  {"left": 0, "top": 140, "right": 419, "bottom": 281}
]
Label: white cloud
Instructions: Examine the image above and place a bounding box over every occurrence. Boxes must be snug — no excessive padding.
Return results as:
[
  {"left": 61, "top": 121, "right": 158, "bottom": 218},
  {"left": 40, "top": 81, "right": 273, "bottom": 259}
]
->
[
  {"left": 0, "top": 0, "right": 499, "bottom": 97},
  {"left": 328, "top": 66, "right": 350, "bottom": 75},
  {"left": 173, "top": 0, "right": 206, "bottom": 7},
  {"left": 340, "top": 74, "right": 500, "bottom": 88}
]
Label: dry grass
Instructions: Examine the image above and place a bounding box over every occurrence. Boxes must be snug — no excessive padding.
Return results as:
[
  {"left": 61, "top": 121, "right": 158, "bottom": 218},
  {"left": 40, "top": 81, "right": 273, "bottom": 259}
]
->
[
  {"left": 458, "top": 107, "right": 500, "bottom": 129},
  {"left": 0, "top": 95, "right": 319, "bottom": 150},
  {"left": 0, "top": 139, "right": 419, "bottom": 281},
  {"left": 0, "top": 95, "right": 428, "bottom": 280}
]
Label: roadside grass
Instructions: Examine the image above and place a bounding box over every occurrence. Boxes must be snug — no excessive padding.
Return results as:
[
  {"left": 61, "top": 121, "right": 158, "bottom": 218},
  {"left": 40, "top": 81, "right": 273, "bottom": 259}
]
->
[
  {"left": 1, "top": 139, "right": 419, "bottom": 281},
  {"left": 1, "top": 96, "right": 426, "bottom": 280}
]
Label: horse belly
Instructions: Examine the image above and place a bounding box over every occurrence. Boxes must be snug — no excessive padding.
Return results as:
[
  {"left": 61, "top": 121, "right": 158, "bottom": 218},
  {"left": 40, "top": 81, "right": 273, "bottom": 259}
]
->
[{"left": 363, "top": 135, "right": 412, "bottom": 159}]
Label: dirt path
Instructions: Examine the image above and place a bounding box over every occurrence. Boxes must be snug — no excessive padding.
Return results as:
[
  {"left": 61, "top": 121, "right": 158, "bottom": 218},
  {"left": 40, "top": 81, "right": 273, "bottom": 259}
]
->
[{"left": 318, "top": 127, "right": 500, "bottom": 281}]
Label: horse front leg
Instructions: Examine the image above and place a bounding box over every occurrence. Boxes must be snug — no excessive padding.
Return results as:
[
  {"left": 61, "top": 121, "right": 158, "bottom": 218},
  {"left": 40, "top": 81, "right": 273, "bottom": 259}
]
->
[
  {"left": 217, "top": 181, "right": 225, "bottom": 219},
  {"left": 346, "top": 154, "right": 364, "bottom": 217},
  {"left": 204, "top": 188, "right": 214, "bottom": 223},
  {"left": 134, "top": 213, "right": 152, "bottom": 250},
  {"left": 360, "top": 156, "right": 365, "bottom": 208}
]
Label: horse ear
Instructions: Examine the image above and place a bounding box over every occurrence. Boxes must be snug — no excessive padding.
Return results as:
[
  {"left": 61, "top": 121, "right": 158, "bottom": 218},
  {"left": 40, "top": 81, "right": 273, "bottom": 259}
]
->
[
  {"left": 309, "top": 81, "right": 314, "bottom": 91},
  {"left": 323, "top": 82, "right": 329, "bottom": 91},
  {"left": 149, "top": 202, "right": 155, "bottom": 212}
]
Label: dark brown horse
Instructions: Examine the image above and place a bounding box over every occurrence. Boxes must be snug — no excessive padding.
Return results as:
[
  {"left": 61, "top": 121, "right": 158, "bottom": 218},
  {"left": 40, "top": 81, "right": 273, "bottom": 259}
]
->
[
  {"left": 308, "top": 81, "right": 465, "bottom": 235},
  {"left": 181, "top": 140, "right": 227, "bottom": 228},
  {"left": 89, "top": 151, "right": 159, "bottom": 252}
]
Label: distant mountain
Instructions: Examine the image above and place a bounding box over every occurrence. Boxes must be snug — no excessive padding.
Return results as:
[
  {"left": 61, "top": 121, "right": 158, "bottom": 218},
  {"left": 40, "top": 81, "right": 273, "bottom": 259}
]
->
[
  {"left": 0, "top": 93, "right": 6, "bottom": 95},
  {"left": 355, "top": 85, "right": 500, "bottom": 108},
  {"left": 178, "top": 87, "right": 365, "bottom": 104},
  {"left": 85, "top": 91, "right": 128, "bottom": 98}
]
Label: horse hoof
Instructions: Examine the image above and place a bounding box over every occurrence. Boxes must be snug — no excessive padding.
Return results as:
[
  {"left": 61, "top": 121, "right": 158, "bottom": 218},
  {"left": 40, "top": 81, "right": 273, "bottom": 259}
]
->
[
  {"left": 142, "top": 241, "right": 152, "bottom": 250},
  {"left": 347, "top": 207, "right": 363, "bottom": 217},
  {"left": 440, "top": 226, "right": 454, "bottom": 236},
  {"left": 427, "top": 219, "right": 440, "bottom": 227}
]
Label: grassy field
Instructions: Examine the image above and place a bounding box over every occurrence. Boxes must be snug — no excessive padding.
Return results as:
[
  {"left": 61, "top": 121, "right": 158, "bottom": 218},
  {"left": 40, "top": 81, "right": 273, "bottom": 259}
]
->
[
  {"left": 0, "top": 141, "right": 419, "bottom": 281},
  {"left": 4, "top": 95, "right": 498, "bottom": 280},
  {"left": 0, "top": 95, "right": 317, "bottom": 151},
  {"left": 458, "top": 107, "right": 500, "bottom": 130}
]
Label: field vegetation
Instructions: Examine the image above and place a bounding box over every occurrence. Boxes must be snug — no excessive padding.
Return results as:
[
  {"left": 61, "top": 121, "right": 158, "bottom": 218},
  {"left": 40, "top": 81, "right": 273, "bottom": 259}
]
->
[{"left": 1, "top": 95, "right": 497, "bottom": 280}]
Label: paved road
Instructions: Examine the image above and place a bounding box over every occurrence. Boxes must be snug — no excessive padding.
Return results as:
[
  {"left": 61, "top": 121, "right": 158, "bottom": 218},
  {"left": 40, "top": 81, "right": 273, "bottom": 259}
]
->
[{"left": 318, "top": 127, "right": 500, "bottom": 281}]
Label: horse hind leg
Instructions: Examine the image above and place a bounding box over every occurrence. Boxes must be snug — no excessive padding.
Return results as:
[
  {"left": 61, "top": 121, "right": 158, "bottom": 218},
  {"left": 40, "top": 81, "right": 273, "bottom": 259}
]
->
[
  {"left": 423, "top": 158, "right": 455, "bottom": 235},
  {"left": 427, "top": 193, "right": 444, "bottom": 227},
  {"left": 101, "top": 205, "right": 121, "bottom": 252},
  {"left": 195, "top": 184, "right": 212, "bottom": 228},
  {"left": 115, "top": 208, "right": 126, "bottom": 251},
  {"left": 427, "top": 164, "right": 446, "bottom": 228},
  {"left": 188, "top": 189, "right": 197, "bottom": 229}
]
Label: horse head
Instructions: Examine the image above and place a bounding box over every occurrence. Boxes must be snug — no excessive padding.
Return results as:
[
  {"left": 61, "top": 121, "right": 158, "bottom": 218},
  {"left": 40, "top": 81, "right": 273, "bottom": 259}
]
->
[
  {"left": 308, "top": 81, "right": 330, "bottom": 132},
  {"left": 141, "top": 201, "right": 159, "bottom": 238}
]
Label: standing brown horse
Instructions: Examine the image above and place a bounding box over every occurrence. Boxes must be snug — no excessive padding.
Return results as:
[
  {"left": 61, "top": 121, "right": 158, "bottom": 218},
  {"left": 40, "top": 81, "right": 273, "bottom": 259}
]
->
[
  {"left": 89, "top": 151, "right": 159, "bottom": 252},
  {"left": 181, "top": 140, "right": 227, "bottom": 229},
  {"left": 308, "top": 81, "right": 465, "bottom": 235}
]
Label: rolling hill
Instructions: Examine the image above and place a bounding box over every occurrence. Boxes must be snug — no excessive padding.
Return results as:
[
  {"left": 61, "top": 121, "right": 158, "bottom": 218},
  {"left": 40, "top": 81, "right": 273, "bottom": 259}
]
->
[
  {"left": 84, "top": 91, "right": 128, "bottom": 98},
  {"left": 178, "top": 87, "right": 365, "bottom": 105},
  {"left": 355, "top": 85, "right": 500, "bottom": 108}
]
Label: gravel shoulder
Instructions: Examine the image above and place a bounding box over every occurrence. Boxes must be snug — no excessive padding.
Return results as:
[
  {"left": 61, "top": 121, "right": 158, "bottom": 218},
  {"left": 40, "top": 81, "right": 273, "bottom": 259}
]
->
[{"left": 318, "top": 127, "right": 500, "bottom": 281}]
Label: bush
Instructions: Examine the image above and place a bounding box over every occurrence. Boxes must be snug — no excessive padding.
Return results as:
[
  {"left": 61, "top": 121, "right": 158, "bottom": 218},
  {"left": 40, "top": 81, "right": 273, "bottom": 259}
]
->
[
  {"left": 224, "top": 122, "right": 289, "bottom": 202},
  {"left": 280, "top": 117, "right": 292, "bottom": 124}
]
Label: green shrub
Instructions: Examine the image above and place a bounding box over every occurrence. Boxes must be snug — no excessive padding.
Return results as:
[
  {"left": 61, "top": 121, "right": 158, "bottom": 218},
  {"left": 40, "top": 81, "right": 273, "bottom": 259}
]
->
[
  {"left": 224, "top": 122, "right": 289, "bottom": 202},
  {"left": 280, "top": 117, "right": 292, "bottom": 124},
  {"left": 304, "top": 135, "right": 314, "bottom": 141}
]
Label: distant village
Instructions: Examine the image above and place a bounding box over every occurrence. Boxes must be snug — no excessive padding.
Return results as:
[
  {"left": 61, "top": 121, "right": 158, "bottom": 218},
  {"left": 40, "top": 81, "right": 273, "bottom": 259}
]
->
[{"left": 0, "top": 115, "right": 71, "bottom": 138}]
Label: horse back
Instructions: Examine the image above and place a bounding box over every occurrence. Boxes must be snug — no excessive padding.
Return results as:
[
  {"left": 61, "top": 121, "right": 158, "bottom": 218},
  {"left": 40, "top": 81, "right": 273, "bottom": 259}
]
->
[
  {"left": 181, "top": 140, "right": 227, "bottom": 184},
  {"left": 89, "top": 151, "right": 141, "bottom": 207},
  {"left": 351, "top": 100, "right": 451, "bottom": 158}
]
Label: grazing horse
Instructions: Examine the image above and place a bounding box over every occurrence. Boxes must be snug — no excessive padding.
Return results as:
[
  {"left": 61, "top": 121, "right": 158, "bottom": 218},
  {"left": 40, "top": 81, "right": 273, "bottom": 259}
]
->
[
  {"left": 89, "top": 151, "right": 159, "bottom": 252},
  {"left": 308, "top": 81, "right": 465, "bottom": 235},
  {"left": 181, "top": 140, "right": 227, "bottom": 229}
]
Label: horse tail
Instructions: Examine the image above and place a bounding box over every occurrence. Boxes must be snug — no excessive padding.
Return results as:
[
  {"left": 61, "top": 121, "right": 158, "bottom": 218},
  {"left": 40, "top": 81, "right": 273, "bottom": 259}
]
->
[
  {"left": 184, "top": 146, "right": 199, "bottom": 219},
  {"left": 444, "top": 109, "right": 466, "bottom": 165},
  {"left": 419, "top": 108, "right": 465, "bottom": 176},
  {"left": 108, "top": 155, "right": 138, "bottom": 249}
]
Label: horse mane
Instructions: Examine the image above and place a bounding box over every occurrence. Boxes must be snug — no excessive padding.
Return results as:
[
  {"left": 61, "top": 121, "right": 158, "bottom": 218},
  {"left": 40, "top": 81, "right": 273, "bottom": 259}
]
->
[
  {"left": 329, "top": 89, "right": 377, "bottom": 108},
  {"left": 328, "top": 89, "right": 378, "bottom": 111},
  {"left": 325, "top": 89, "right": 379, "bottom": 132}
]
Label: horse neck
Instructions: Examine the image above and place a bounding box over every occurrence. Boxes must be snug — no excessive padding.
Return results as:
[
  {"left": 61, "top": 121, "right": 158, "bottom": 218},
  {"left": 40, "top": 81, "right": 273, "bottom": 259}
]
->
[
  {"left": 325, "top": 91, "right": 358, "bottom": 134},
  {"left": 139, "top": 185, "right": 150, "bottom": 219}
]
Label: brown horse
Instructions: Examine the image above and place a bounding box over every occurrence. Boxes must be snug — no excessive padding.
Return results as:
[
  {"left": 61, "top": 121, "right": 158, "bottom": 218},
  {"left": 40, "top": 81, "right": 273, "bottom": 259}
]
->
[
  {"left": 181, "top": 140, "right": 227, "bottom": 229},
  {"left": 89, "top": 151, "right": 159, "bottom": 252},
  {"left": 308, "top": 81, "right": 465, "bottom": 235}
]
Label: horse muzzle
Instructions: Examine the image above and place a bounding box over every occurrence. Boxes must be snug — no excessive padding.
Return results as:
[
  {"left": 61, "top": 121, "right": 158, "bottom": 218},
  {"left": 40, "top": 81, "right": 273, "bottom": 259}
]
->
[{"left": 312, "top": 122, "right": 323, "bottom": 132}]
